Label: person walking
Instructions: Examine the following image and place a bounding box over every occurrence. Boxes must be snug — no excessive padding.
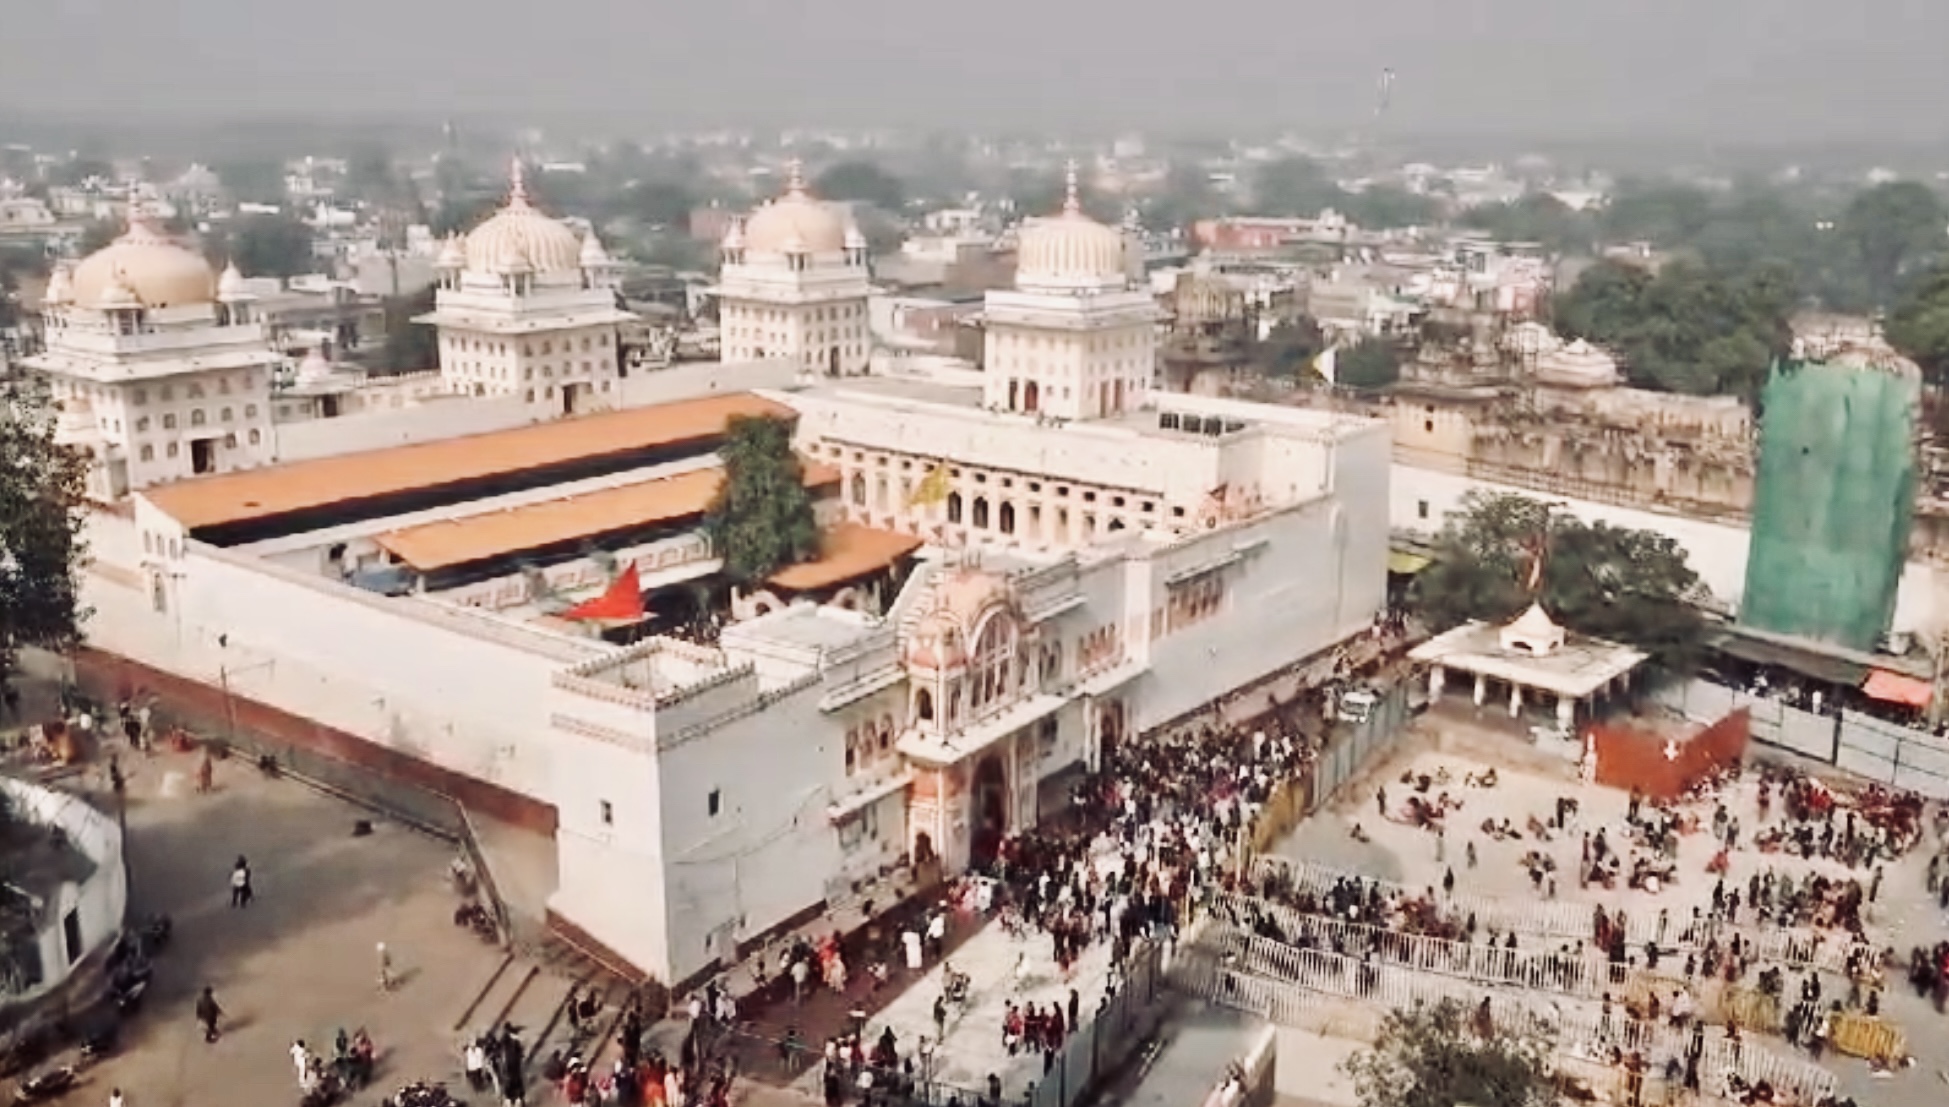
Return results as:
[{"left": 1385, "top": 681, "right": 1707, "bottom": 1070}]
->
[
  {"left": 195, "top": 986, "right": 223, "bottom": 1042},
  {"left": 377, "top": 942, "right": 396, "bottom": 992},
  {"left": 230, "top": 856, "right": 252, "bottom": 908}
]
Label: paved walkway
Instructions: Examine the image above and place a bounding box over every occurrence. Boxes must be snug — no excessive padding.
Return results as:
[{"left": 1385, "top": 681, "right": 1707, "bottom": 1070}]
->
[{"left": 802, "top": 913, "right": 1119, "bottom": 1101}]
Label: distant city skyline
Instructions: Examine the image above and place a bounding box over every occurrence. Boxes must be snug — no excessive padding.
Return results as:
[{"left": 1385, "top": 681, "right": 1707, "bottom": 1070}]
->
[{"left": 3, "top": 0, "right": 1947, "bottom": 144}]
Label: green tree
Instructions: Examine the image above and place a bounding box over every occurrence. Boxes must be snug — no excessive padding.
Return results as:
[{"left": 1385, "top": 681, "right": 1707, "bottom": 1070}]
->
[
  {"left": 615, "top": 180, "right": 699, "bottom": 229},
  {"left": 0, "top": 376, "right": 91, "bottom": 683},
  {"left": 1145, "top": 162, "right": 1225, "bottom": 235},
  {"left": 1887, "top": 261, "right": 1949, "bottom": 385},
  {"left": 1339, "top": 186, "right": 1441, "bottom": 230},
  {"left": 1460, "top": 193, "right": 1594, "bottom": 255},
  {"left": 1249, "top": 317, "right": 1326, "bottom": 378},
  {"left": 813, "top": 161, "right": 906, "bottom": 212},
  {"left": 1342, "top": 998, "right": 1556, "bottom": 1107},
  {"left": 378, "top": 287, "right": 438, "bottom": 374},
  {"left": 703, "top": 415, "right": 820, "bottom": 585},
  {"left": 212, "top": 213, "right": 314, "bottom": 280},
  {"left": 1839, "top": 180, "right": 1946, "bottom": 309},
  {"left": 1553, "top": 258, "right": 1793, "bottom": 398},
  {"left": 213, "top": 158, "right": 288, "bottom": 206},
  {"left": 1410, "top": 491, "right": 1704, "bottom": 673},
  {"left": 1251, "top": 157, "right": 1342, "bottom": 217},
  {"left": 1336, "top": 337, "right": 1405, "bottom": 389},
  {"left": 1597, "top": 181, "right": 1717, "bottom": 245},
  {"left": 430, "top": 194, "right": 499, "bottom": 238}
]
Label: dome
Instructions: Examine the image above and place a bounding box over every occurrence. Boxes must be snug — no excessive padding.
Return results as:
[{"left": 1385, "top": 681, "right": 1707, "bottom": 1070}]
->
[
  {"left": 579, "top": 230, "right": 613, "bottom": 268},
  {"left": 1536, "top": 338, "right": 1619, "bottom": 389},
  {"left": 95, "top": 273, "right": 141, "bottom": 311},
  {"left": 217, "top": 262, "right": 250, "bottom": 301},
  {"left": 295, "top": 348, "right": 334, "bottom": 385},
  {"left": 741, "top": 161, "right": 848, "bottom": 255},
  {"left": 462, "top": 161, "right": 583, "bottom": 275},
  {"left": 1015, "top": 163, "right": 1127, "bottom": 291},
  {"left": 905, "top": 610, "right": 967, "bottom": 670},
  {"left": 932, "top": 568, "right": 1009, "bottom": 629},
  {"left": 43, "top": 265, "right": 71, "bottom": 307},
  {"left": 1499, "top": 602, "right": 1566, "bottom": 657},
  {"left": 70, "top": 212, "right": 217, "bottom": 309},
  {"left": 436, "top": 234, "right": 466, "bottom": 270}
]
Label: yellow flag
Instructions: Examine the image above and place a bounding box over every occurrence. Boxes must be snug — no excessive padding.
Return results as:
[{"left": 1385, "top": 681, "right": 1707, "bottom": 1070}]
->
[{"left": 906, "top": 462, "right": 952, "bottom": 508}]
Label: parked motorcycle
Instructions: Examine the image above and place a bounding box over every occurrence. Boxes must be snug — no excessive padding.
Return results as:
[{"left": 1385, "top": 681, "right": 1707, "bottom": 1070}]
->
[
  {"left": 13, "top": 1066, "right": 76, "bottom": 1104},
  {"left": 452, "top": 901, "right": 497, "bottom": 943},
  {"left": 384, "top": 1081, "right": 459, "bottom": 1107}
]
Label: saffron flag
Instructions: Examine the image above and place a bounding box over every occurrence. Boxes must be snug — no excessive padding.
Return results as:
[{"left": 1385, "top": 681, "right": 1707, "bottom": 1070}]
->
[
  {"left": 906, "top": 462, "right": 953, "bottom": 508},
  {"left": 562, "top": 562, "right": 644, "bottom": 622}
]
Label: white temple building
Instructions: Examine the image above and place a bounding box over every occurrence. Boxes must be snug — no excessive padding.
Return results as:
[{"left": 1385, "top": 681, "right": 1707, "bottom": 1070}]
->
[
  {"left": 63, "top": 171, "right": 1393, "bottom": 990},
  {"left": 26, "top": 209, "right": 279, "bottom": 497},
  {"left": 416, "top": 161, "right": 638, "bottom": 417},
  {"left": 715, "top": 161, "right": 873, "bottom": 378}
]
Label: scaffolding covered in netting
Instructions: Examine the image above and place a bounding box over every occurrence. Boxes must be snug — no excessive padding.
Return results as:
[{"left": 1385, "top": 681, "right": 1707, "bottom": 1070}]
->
[{"left": 1740, "top": 353, "right": 1921, "bottom": 653}]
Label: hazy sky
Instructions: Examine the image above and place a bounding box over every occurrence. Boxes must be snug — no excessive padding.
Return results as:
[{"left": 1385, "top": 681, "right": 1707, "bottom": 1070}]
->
[{"left": 5, "top": 0, "right": 1946, "bottom": 141}]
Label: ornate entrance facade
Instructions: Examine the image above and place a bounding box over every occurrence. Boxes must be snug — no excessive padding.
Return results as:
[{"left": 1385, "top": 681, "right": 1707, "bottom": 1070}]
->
[{"left": 897, "top": 567, "right": 1070, "bottom": 874}]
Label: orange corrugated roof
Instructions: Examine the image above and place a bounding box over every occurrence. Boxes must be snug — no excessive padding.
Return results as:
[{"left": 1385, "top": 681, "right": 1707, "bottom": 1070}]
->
[
  {"left": 769, "top": 523, "right": 923, "bottom": 592},
  {"left": 143, "top": 392, "right": 795, "bottom": 530},
  {"left": 376, "top": 460, "right": 840, "bottom": 572}
]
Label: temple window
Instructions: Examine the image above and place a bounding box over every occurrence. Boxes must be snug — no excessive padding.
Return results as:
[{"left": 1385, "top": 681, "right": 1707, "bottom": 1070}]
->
[{"left": 970, "top": 612, "right": 1017, "bottom": 712}]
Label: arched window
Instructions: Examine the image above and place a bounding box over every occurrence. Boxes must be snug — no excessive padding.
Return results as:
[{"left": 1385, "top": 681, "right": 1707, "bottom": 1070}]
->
[
  {"left": 850, "top": 473, "right": 867, "bottom": 506},
  {"left": 970, "top": 612, "right": 1017, "bottom": 711},
  {"left": 915, "top": 688, "right": 935, "bottom": 722},
  {"left": 947, "top": 492, "right": 963, "bottom": 524},
  {"left": 999, "top": 502, "right": 1016, "bottom": 535},
  {"left": 844, "top": 728, "right": 858, "bottom": 775},
  {"left": 972, "top": 497, "right": 990, "bottom": 529},
  {"left": 878, "top": 714, "right": 894, "bottom": 752}
]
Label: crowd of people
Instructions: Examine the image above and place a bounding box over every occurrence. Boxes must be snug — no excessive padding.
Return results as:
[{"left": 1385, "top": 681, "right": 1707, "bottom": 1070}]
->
[{"left": 772, "top": 693, "right": 1336, "bottom": 1107}]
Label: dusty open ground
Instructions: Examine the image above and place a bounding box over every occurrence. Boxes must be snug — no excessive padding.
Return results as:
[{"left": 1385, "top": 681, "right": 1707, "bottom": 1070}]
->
[{"left": 1272, "top": 737, "right": 1949, "bottom": 1106}]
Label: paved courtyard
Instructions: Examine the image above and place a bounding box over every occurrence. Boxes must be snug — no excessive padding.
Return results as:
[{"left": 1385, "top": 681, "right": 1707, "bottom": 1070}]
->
[
  {"left": 800, "top": 910, "right": 1119, "bottom": 1101},
  {"left": 48, "top": 745, "right": 510, "bottom": 1107},
  {"left": 1273, "top": 738, "right": 1949, "bottom": 1106}
]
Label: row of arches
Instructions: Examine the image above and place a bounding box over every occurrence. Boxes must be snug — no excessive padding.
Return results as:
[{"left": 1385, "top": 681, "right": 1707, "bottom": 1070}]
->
[{"left": 941, "top": 493, "right": 1126, "bottom": 540}]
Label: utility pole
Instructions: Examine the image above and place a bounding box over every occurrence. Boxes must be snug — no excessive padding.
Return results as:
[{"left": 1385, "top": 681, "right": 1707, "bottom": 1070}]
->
[{"left": 1931, "top": 626, "right": 1948, "bottom": 732}]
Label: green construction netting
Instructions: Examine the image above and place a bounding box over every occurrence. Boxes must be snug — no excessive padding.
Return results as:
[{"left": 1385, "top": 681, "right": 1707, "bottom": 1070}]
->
[{"left": 1739, "top": 358, "right": 1919, "bottom": 652}]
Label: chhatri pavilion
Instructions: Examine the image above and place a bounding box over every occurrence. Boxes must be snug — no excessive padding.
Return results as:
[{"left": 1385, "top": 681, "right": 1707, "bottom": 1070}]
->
[{"left": 1411, "top": 602, "right": 1648, "bottom": 728}]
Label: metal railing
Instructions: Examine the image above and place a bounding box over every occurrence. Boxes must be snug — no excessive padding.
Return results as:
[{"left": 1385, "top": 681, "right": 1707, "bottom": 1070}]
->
[
  {"left": 1253, "top": 856, "right": 1860, "bottom": 974},
  {"left": 1209, "top": 928, "right": 1836, "bottom": 1106},
  {"left": 1213, "top": 893, "right": 1635, "bottom": 1002}
]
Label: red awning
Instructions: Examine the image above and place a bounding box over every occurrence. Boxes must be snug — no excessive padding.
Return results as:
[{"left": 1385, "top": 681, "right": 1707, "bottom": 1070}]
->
[{"left": 1861, "top": 668, "right": 1933, "bottom": 709}]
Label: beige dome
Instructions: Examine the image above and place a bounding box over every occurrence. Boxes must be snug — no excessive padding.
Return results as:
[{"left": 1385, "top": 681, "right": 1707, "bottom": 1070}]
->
[
  {"left": 1015, "top": 163, "right": 1126, "bottom": 291},
  {"left": 741, "top": 161, "right": 848, "bottom": 255},
  {"left": 70, "top": 213, "right": 216, "bottom": 309},
  {"left": 462, "top": 162, "right": 582, "bottom": 275}
]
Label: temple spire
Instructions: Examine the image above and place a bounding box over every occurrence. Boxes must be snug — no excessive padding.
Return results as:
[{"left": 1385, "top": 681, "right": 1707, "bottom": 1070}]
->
[
  {"left": 1062, "top": 159, "right": 1081, "bottom": 215},
  {"left": 785, "top": 156, "right": 807, "bottom": 197},
  {"left": 509, "top": 157, "right": 531, "bottom": 206}
]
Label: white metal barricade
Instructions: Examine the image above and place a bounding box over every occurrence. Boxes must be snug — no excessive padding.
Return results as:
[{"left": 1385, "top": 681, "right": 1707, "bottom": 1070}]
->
[{"left": 1217, "top": 892, "right": 1630, "bottom": 1001}]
